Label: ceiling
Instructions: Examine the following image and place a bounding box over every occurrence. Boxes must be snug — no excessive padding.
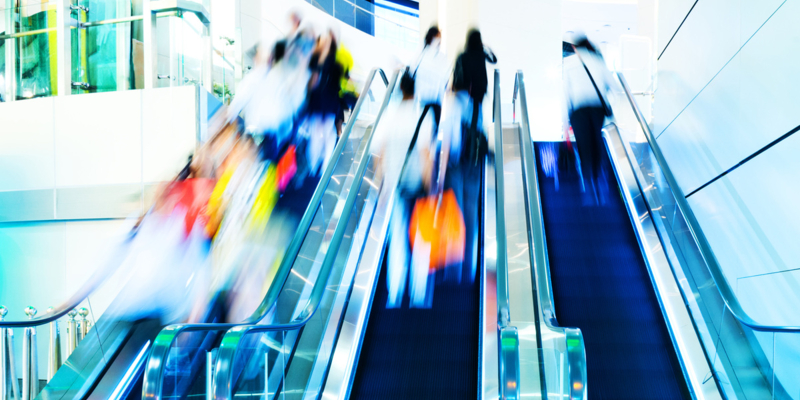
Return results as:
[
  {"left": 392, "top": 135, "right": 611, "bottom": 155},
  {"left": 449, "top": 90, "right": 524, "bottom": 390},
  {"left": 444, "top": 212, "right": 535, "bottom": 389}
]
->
[{"left": 562, "top": 0, "right": 638, "bottom": 47}]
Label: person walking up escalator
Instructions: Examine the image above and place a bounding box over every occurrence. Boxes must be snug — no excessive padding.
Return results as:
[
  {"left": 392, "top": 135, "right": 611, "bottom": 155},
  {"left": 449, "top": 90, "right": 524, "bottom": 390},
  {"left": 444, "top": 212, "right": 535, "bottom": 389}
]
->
[
  {"left": 413, "top": 25, "right": 449, "bottom": 132},
  {"left": 441, "top": 28, "right": 496, "bottom": 282},
  {"left": 562, "top": 32, "right": 614, "bottom": 205}
]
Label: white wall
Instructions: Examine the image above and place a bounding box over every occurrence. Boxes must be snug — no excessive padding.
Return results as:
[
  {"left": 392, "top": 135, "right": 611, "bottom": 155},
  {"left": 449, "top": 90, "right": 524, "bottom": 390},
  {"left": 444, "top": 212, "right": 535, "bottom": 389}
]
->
[
  {"left": 655, "top": 0, "right": 800, "bottom": 395},
  {"left": 0, "top": 86, "right": 198, "bottom": 220},
  {"left": 0, "top": 86, "right": 199, "bottom": 376},
  {"left": 481, "top": 0, "right": 563, "bottom": 139},
  {"left": 421, "top": 0, "right": 562, "bottom": 140}
]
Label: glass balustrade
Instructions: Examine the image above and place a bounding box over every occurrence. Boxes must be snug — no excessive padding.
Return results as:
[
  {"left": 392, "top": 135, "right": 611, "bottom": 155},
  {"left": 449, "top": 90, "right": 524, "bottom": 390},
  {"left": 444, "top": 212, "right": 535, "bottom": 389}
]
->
[{"left": 0, "top": 0, "right": 217, "bottom": 101}]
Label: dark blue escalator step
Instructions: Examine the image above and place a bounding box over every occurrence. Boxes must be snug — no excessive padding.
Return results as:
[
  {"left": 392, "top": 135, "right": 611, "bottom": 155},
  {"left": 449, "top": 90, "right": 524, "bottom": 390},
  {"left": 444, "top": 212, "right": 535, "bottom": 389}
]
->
[
  {"left": 349, "top": 252, "right": 481, "bottom": 400},
  {"left": 535, "top": 141, "right": 690, "bottom": 400}
]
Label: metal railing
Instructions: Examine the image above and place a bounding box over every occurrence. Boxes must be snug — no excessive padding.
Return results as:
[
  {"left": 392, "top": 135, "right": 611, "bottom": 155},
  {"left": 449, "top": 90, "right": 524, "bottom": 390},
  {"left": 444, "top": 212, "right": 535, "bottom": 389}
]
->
[
  {"left": 0, "top": 305, "right": 94, "bottom": 400},
  {"left": 615, "top": 73, "right": 800, "bottom": 333},
  {"left": 140, "top": 68, "right": 396, "bottom": 400},
  {"left": 512, "top": 70, "right": 587, "bottom": 400},
  {"left": 492, "top": 69, "right": 522, "bottom": 400},
  {"left": 209, "top": 70, "right": 397, "bottom": 400},
  {"left": 1, "top": 0, "right": 212, "bottom": 101}
]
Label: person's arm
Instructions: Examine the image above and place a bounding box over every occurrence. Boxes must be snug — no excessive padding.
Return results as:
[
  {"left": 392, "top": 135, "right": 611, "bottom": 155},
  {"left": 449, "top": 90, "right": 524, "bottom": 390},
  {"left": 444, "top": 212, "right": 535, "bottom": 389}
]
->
[{"left": 484, "top": 47, "right": 497, "bottom": 64}]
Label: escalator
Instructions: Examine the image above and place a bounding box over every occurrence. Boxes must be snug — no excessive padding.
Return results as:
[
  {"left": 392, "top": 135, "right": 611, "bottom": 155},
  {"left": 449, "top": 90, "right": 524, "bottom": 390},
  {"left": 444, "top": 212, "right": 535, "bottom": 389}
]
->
[
  {"left": 139, "top": 68, "right": 398, "bottom": 400},
  {"left": 0, "top": 68, "right": 391, "bottom": 400},
  {"left": 508, "top": 62, "right": 691, "bottom": 399},
  {"left": 348, "top": 170, "right": 484, "bottom": 399},
  {"left": 534, "top": 139, "right": 690, "bottom": 399}
]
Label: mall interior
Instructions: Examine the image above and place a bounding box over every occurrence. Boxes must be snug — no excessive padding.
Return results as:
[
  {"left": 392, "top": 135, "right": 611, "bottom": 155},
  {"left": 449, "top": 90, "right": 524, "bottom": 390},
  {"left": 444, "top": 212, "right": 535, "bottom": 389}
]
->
[{"left": 0, "top": 0, "right": 798, "bottom": 399}]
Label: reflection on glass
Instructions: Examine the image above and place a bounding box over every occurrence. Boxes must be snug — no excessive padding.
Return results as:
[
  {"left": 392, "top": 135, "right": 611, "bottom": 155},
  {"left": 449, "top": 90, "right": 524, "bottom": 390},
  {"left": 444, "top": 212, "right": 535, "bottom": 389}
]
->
[
  {"left": 4, "top": 3, "right": 58, "bottom": 99},
  {"left": 72, "top": 0, "right": 142, "bottom": 93}
]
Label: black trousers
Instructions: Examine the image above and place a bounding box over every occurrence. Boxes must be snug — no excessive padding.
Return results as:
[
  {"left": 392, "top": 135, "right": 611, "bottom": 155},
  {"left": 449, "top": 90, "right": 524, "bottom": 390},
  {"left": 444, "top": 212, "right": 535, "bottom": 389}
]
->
[
  {"left": 414, "top": 103, "right": 442, "bottom": 149},
  {"left": 569, "top": 106, "right": 606, "bottom": 184}
]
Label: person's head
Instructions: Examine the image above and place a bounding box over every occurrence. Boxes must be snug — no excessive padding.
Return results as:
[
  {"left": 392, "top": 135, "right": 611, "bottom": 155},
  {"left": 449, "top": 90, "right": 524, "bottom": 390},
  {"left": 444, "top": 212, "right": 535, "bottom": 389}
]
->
[
  {"left": 572, "top": 32, "right": 601, "bottom": 56},
  {"left": 287, "top": 10, "right": 303, "bottom": 33},
  {"left": 466, "top": 29, "right": 483, "bottom": 53},
  {"left": 400, "top": 68, "right": 415, "bottom": 100},
  {"left": 424, "top": 26, "right": 441, "bottom": 47}
]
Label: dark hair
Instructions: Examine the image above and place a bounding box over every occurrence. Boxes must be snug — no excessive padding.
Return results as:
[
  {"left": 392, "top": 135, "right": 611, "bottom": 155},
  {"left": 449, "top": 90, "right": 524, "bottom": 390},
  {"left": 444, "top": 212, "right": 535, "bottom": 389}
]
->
[
  {"left": 466, "top": 29, "right": 483, "bottom": 53},
  {"left": 424, "top": 26, "right": 440, "bottom": 46},
  {"left": 400, "top": 67, "right": 415, "bottom": 97},
  {"left": 574, "top": 36, "right": 600, "bottom": 56}
]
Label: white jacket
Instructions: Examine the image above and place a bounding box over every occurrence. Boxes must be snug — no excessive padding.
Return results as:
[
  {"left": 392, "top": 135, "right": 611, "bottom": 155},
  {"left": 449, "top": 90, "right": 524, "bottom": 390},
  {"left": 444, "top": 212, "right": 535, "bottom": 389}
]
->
[
  {"left": 562, "top": 48, "right": 615, "bottom": 122},
  {"left": 412, "top": 43, "right": 449, "bottom": 106}
]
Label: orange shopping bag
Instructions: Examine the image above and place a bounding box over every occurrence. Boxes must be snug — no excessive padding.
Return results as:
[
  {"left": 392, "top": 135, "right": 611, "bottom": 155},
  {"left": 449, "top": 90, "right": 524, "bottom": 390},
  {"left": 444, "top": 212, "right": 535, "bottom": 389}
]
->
[{"left": 408, "top": 189, "right": 466, "bottom": 271}]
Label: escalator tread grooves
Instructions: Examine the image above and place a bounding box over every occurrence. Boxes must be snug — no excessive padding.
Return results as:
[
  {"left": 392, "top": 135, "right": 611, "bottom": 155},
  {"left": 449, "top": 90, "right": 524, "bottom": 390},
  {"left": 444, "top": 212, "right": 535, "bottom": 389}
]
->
[{"left": 535, "top": 141, "right": 691, "bottom": 400}]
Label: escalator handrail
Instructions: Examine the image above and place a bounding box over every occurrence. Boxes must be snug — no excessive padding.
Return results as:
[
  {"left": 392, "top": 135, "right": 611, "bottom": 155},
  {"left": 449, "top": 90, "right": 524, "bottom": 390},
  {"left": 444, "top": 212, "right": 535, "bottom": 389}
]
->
[
  {"left": 513, "top": 70, "right": 587, "bottom": 399},
  {"left": 211, "top": 70, "right": 399, "bottom": 400},
  {"left": 614, "top": 72, "right": 800, "bottom": 333},
  {"left": 140, "top": 68, "right": 395, "bottom": 399},
  {"left": 0, "top": 70, "right": 389, "bottom": 329}
]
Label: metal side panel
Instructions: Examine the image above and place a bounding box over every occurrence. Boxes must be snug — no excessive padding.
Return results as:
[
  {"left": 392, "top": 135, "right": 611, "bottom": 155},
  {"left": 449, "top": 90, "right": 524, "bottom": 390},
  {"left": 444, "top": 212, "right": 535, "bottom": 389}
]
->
[
  {"left": 38, "top": 318, "right": 134, "bottom": 400},
  {"left": 603, "top": 124, "right": 723, "bottom": 400},
  {"left": 85, "top": 319, "right": 163, "bottom": 400},
  {"left": 481, "top": 155, "right": 500, "bottom": 399},
  {"left": 319, "top": 127, "right": 412, "bottom": 400}
]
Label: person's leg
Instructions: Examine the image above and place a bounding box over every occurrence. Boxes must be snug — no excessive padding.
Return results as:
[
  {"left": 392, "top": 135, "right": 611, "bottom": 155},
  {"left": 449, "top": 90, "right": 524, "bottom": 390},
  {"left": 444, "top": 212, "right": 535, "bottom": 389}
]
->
[
  {"left": 462, "top": 158, "right": 481, "bottom": 282},
  {"left": 569, "top": 108, "right": 595, "bottom": 195},
  {"left": 471, "top": 99, "right": 481, "bottom": 132},
  {"left": 387, "top": 193, "right": 410, "bottom": 308}
]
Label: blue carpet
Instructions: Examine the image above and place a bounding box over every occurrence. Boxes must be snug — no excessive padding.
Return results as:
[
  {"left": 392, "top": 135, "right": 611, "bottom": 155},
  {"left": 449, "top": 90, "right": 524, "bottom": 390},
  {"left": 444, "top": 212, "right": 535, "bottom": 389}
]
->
[{"left": 535, "top": 141, "right": 690, "bottom": 400}]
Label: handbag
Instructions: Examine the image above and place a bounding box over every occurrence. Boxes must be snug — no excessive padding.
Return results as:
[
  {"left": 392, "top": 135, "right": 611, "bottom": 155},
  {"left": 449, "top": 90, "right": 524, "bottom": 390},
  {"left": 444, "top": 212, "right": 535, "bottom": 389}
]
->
[{"left": 408, "top": 189, "right": 466, "bottom": 271}]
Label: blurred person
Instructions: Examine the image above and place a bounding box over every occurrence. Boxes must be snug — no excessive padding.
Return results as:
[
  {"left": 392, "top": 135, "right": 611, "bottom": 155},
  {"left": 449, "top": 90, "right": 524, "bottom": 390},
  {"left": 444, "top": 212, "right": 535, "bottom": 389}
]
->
[
  {"left": 269, "top": 10, "right": 304, "bottom": 67},
  {"left": 453, "top": 29, "right": 497, "bottom": 132},
  {"left": 433, "top": 28, "right": 495, "bottom": 283},
  {"left": 413, "top": 26, "right": 449, "bottom": 131},
  {"left": 227, "top": 27, "right": 316, "bottom": 163},
  {"left": 301, "top": 28, "right": 342, "bottom": 177},
  {"left": 374, "top": 69, "right": 436, "bottom": 308},
  {"left": 562, "top": 32, "right": 614, "bottom": 204}
]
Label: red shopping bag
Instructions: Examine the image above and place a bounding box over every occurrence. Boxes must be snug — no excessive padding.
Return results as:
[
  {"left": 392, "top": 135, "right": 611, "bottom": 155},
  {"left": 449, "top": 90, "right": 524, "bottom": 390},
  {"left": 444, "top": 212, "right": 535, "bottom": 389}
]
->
[
  {"left": 276, "top": 145, "right": 297, "bottom": 192},
  {"left": 408, "top": 189, "right": 466, "bottom": 271},
  {"left": 157, "top": 178, "right": 217, "bottom": 238}
]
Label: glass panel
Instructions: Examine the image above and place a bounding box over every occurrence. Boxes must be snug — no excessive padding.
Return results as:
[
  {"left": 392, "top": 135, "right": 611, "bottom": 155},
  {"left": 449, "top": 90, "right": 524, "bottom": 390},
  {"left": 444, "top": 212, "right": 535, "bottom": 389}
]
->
[
  {"left": 156, "top": 13, "right": 204, "bottom": 88},
  {"left": 71, "top": 0, "right": 139, "bottom": 93},
  {"left": 1, "top": 1, "right": 58, "bottom": 100},
  {"left": 212, "top": 50, "right": 232, "bottom": 102},
  {"left": 605, "top": 75, "right": 798, "bottom": 399}
]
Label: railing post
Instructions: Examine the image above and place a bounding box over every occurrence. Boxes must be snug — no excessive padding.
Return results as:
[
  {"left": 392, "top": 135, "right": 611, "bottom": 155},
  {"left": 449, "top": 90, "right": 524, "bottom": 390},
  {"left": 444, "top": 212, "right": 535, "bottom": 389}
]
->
[
  {"left": 66, "top": 310, "right": 77, "bottom": 355},
  {"left": 21, "top": 307, "right": 38, "bottom": 400},
  {"left": 46, "top": 308, "right": 62, "bottom": 380},
  {"left": 76, "top": 308, "right": 89, "bottom": 344}
]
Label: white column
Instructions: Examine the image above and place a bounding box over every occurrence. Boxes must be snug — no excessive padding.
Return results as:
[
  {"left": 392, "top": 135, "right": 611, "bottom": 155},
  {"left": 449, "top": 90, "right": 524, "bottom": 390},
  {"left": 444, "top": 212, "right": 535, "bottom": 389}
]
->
[
  {"left": 55, "top": 0, "right": 72, "bottom": 96},
  {"left": 477, "top": 0, "right": 562, "bottom": 140},
  {"left": 419, "top": 0, "right": 439, "bottom": 36}
]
